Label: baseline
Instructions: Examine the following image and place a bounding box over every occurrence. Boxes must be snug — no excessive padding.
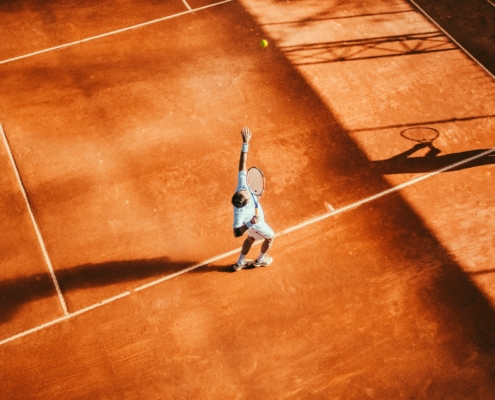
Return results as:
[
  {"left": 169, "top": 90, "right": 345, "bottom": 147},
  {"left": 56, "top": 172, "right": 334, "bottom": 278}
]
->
[
  {"left": 1, "top": 145, "right": 494, "bottom": 347},
  {"left": 0, "top": 0, "right": 233, "bottom": 66}
]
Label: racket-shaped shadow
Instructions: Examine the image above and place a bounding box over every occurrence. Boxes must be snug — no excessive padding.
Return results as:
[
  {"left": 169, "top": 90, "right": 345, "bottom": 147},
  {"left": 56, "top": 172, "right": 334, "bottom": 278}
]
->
[
  {"left": 372, "top": 127, "right": 495, "bottom": 174},
  {"left": 0, "top": 256, "right": 233, "bottom": 325}
]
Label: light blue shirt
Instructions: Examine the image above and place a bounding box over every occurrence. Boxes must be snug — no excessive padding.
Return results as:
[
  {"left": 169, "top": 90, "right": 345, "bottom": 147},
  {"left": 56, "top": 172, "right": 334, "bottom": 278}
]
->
[{"left": 233, "top": 171, "right": 264, "bottom": 228}]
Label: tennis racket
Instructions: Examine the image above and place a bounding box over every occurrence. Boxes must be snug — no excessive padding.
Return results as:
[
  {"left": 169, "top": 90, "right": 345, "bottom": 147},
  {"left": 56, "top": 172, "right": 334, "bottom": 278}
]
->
[
  {"left": 247, "top": 166, "right": 265, "bottom": 216},
  {"left": 400, "top": 127, "right": 439, "bottom": 144}
]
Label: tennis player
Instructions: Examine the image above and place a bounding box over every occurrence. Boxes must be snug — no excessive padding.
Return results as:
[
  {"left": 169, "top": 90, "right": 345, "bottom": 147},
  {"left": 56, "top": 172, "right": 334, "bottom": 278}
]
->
[{"left": 231, "top": 127, "right": 275, "bottom": 271}]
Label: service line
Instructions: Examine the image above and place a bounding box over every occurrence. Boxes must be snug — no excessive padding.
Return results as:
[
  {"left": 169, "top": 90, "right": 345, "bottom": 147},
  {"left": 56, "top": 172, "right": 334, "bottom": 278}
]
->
[
  {"left": 1, "top": 145, "right": 494, "bottom": 347},
  {"left": 0, "top": 0, "right": 233, "bottom": 66},
  {"left": 0, "top": 292, "right": 130, "bottom": 346}
]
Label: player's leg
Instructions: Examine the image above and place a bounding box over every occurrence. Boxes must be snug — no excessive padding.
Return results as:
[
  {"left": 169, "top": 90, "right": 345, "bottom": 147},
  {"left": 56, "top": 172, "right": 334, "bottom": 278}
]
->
[
  {"left": 233, "top": 235, "right": 256, "bottom": 271},
  {"left": 260, "top": 236, "right": 274, "bottom": 255},
  {"left": 251, "top": 222, "right": 275, "bottom": 267},
  {"left": 241, "top": 235, "right": 256, "bottom": 257},
  {"left": 254, "top": 237, "right": 274, "bottom": 267}
]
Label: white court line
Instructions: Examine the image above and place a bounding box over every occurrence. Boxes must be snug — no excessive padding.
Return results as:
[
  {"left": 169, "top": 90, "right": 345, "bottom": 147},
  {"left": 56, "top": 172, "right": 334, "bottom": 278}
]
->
[
  {"left": 0, "top": 292, "right": 130, "bottom": 346},
  {"left": 279, "top": 147, "right": 495, "bottom": 236},
  {"left": 409, "top": 0, "right": 495, "bottom": 81},
  {"left": 134, "top": 248, "right": 242, "bottom": 292},
  {"left": 486, "top": 0, "right": 495, "bottom": 8},
  {"left": 0, "top": 124, "right": 68, "bottom": 316},
  {"left": 0, "top": 0, "right": 233, "bottom": 66},
  {"left": 1, "top": 145, "right": 494, "bottom": 347},
  {"left": 325, "top": 203, "right": 335, "bottom": 212}
]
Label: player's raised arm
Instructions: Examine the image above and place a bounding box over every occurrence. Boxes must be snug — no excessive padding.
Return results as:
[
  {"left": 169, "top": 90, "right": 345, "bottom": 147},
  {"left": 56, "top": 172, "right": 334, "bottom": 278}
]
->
[{"left": 239, "top": 127, "right": 251, "bottom": 172}]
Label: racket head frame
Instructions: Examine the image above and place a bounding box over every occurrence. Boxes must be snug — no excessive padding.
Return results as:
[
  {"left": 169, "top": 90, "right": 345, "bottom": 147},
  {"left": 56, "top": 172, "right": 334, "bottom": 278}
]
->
[
  {"left": 247, "top": 166, "right": 265, "bottom": 196},
  {"left": 247, "top": 166, "right": 265, "bottom": 215},
  {"left": 400, "top": 127, "right": 439, "bottom": 143}
]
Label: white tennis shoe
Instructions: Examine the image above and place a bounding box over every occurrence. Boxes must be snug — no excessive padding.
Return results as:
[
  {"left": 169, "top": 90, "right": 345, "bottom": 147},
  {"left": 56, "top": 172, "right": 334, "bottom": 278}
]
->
[
  {"left": 233, "top": 259, "right": 251, "bottom": 271},
  {"left": 253, "top": 255, "right": 273, "bottom": 267}
]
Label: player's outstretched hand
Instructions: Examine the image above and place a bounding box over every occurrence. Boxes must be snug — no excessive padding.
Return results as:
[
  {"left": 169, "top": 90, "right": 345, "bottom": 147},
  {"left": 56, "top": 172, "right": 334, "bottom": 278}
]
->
[{"left": 241, "top": 127, "right": 252, "bottom": 143}]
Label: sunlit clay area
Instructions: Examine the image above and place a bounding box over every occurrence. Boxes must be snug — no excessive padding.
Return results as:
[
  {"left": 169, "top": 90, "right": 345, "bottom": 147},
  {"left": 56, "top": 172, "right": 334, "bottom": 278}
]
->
[{"left": 1, "top": 0, "right": 495, "bottom": 398}]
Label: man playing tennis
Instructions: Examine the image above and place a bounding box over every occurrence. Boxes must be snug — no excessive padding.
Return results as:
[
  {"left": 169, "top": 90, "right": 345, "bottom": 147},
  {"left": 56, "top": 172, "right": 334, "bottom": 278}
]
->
[{"left": 231, "top": 127, "right": 274, "bottom": 271}]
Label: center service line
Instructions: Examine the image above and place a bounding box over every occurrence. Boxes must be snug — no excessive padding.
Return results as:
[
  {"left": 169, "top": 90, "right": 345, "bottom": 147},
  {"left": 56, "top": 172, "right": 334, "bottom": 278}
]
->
[{"left": 182, "top": 0, "right": 193, "bottom": 11}]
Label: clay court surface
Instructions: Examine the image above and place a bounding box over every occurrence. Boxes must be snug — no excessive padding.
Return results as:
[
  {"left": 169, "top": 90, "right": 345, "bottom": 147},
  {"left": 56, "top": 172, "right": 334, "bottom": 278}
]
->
[{"left": 1, "top": 0, "right": 495, "bottom": 398}]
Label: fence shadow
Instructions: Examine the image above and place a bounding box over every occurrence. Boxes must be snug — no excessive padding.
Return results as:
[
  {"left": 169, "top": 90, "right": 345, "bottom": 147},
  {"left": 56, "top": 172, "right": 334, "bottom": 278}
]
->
[{"left": 280, "top": 31, "right": 457, "bottom": 65}]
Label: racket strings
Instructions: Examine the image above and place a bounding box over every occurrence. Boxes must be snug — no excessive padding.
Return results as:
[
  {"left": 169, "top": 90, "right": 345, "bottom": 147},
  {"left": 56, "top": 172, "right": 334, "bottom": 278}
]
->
[{"left": 247, "top": 169, "right": 264, "bottom": 195}]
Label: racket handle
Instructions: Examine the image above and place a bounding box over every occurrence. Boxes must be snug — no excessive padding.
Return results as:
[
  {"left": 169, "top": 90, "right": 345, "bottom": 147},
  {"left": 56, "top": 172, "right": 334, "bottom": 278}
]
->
[{"left": 255, "top": 207, "right": 259, "bottom": 216}]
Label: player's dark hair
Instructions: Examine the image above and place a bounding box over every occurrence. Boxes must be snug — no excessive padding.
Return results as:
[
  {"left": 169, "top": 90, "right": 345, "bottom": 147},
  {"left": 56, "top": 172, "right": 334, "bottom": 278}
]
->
[{"left": 232, "top": 192, "right": 248, "bottom": 208}]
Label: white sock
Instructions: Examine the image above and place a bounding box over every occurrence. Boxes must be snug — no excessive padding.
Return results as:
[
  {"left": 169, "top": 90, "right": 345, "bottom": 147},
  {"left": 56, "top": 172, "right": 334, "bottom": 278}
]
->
[
  {"left": 237, "top": 254, "right": 246, "bottom": 265},
  {"left": 256, "top": 252, "right": 265, "bottom": 262}
]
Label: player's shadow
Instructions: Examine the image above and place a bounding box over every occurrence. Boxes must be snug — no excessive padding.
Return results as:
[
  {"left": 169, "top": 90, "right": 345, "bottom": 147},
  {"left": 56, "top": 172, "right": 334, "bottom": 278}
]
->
[
  {"left": 371, "top": 142, "right": 495, "bottom": 174},
  {"left": 0, "top": 256, "right": 235, "bottom": 325}
]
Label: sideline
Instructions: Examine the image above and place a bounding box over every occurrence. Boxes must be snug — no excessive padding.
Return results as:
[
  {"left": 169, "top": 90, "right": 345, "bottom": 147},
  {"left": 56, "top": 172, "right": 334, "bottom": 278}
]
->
[
  {"left": 0, "top": 0, "right": 234, "bottom": 66},
  {"left": 0, "top": 125, "right": 68, "bottom": 315},
  {"left": 1, "top": 145, "right": 494, "bottom": 347},
  {"left": 408, "top": 0, "right": 495, "bottom": 81}
]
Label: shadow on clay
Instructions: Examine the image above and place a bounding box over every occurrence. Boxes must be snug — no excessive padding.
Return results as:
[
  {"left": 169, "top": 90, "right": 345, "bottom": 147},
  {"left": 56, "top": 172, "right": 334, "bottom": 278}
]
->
[
  {"left": 372, "top": 143, "right": 495, "bottom": 175},
  {"left": 0, "top": 257, "right": 236, "bottom": 325},
  {"left": 469, "top": 269, "right": 495, "bottom": 276},
  {"left": 411, "top": 0, "right": 495, "bottom": 75},
  {"left": 279, "top": 31, "right": 457, "bottom": 66},
  {"left": 1, "top": 0, "right": 495, "bottom": 389},
  {"left": 261, "top": 9, "right": 416, "bottom": 27},
  {"left": 369, "top": 125, "right": 495, "bottom": 174}
]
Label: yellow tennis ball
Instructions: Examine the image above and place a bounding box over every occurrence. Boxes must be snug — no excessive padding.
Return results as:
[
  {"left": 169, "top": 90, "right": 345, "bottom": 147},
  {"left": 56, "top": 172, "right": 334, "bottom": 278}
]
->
[{"left": 260, "top": 39, "right": 268, "bottom": 47}]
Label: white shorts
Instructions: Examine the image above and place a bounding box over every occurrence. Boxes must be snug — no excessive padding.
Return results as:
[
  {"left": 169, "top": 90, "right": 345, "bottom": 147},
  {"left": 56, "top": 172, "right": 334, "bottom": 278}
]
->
[{"left": 247, "top": 221, "right": 275, "bottom": 240}]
